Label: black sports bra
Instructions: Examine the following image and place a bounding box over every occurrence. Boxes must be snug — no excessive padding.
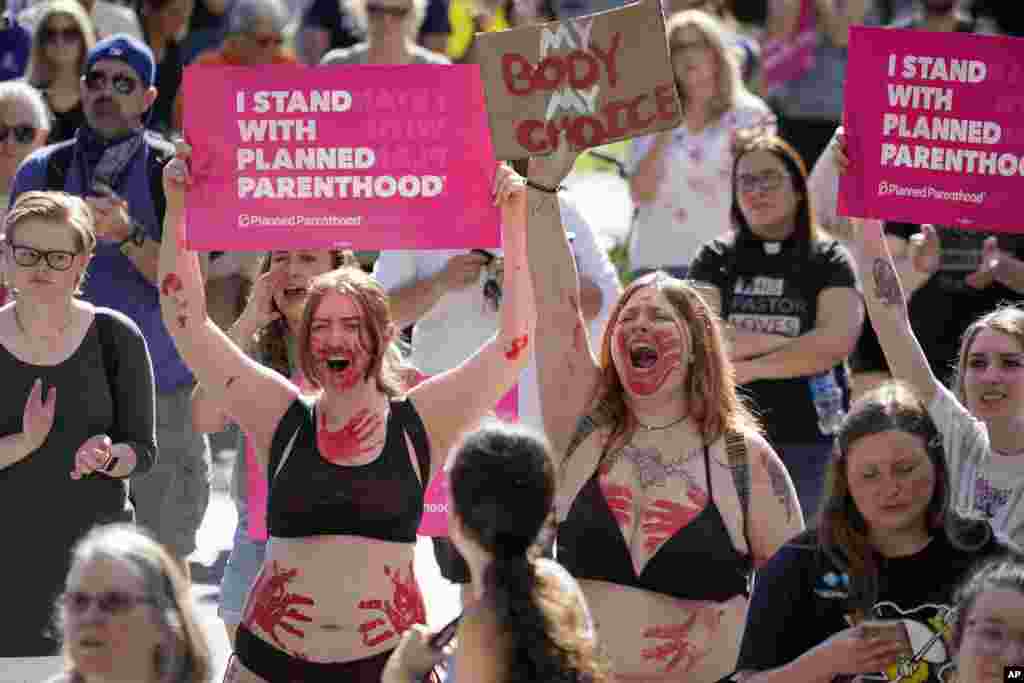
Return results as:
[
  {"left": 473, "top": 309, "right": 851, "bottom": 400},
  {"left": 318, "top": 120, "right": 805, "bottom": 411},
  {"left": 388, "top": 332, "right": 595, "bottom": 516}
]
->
[
  {"left": 266, "top": 397, "right": 431, "bottom": 542},
  {"left": 558, "top": 444, "right": 752, "bottom": 603}
]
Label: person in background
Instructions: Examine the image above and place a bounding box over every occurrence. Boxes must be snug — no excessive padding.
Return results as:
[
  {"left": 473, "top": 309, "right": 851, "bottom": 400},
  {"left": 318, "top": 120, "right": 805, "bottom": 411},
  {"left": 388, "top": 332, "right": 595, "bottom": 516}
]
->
[
  {"left": 11, "top": 34, "right": 213, "bottom": 576},
  {"left": 45, "top": 524, "right": 211, "bottom": 683},
  {"left": 689, "top": 133, "right": 863, "bottom": 523},
  {"left": 950, "top": 557, "right": 1024, "bottom": 683},
  {"left": 382, "top": 424, "right": 609, "bottom": 683},
  {"left": 193, "top": 248, "right": 356, "bottom": 646},
  {"left": 24, "top": 0, "right": 96, "bottom": 144},
  {"left": 733, "top": 382, "right": 1017, "bottom": 683},
  {"left": 18, "top": 0, "right": 144, "bottom": 41},
  {"left": 0, "top": 81, "right": 50, "bottom": 304},
  {"left": 1, "top": 2, "right": 32, "bottom": 81},
  {"left": 173, "top": 0, "right": 297, "bottom": 131},
  {"left": 135, "top": 0, "right": 192, "bottom": 137},
  {"left": 320, "top": 0, "right": 448, "bottom": 66},
  {"left": 627, "top": 9, "right": 775, "bottom": 279},
  {"left": 1, "top": 191, "right": 157, "bottom": 663}
]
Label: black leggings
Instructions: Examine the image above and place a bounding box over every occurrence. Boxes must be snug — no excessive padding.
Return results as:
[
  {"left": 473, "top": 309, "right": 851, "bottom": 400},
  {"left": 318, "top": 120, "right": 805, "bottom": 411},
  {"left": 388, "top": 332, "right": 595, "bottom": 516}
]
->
[{"left": 234, "top": 624, "right": 394, "bottom": 682}]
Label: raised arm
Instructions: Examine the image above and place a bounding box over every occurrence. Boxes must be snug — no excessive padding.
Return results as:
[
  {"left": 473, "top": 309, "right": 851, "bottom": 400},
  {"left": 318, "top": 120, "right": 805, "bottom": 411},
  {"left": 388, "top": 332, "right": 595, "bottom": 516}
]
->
[
  {"left": 158, "top": 145, "right": 297, "bottom": 448},
  {"left": 525, "top": 143, "right": 602, "bottom": 457},
  {"left": 409, "top": 165, "right": 536, "bottom": 471},
  {"left": 851, "top": 217, "right": 943, "bottom": 406}
]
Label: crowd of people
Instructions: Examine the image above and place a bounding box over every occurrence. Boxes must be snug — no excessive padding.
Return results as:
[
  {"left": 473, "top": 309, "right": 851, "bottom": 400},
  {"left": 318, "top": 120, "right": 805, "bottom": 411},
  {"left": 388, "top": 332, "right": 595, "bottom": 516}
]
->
[{"left": 3, "top": 0, "right": 1024, "bottom": 681}]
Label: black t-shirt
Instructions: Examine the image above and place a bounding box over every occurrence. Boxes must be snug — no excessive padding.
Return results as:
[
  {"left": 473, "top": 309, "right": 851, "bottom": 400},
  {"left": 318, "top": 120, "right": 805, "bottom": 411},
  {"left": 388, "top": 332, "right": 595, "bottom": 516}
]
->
[
  {"left": 148, "top": 37, "right": 183, "bottom": 136},
  {"left": 689, "top": 232, "right": 859, "bottom": 445},
  {"left": 738, "top": 528, "right": 1014, "bottom": 682},
  {"left": 856, "top": 223, "right": 1024, "bottom": 384}
]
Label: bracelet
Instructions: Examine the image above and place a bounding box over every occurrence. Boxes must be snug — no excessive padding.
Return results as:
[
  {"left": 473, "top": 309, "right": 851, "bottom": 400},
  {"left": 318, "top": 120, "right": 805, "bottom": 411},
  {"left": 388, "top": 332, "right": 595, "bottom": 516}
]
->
[{"left": 525, "top": 179, "right": 564, "bottom": 194}]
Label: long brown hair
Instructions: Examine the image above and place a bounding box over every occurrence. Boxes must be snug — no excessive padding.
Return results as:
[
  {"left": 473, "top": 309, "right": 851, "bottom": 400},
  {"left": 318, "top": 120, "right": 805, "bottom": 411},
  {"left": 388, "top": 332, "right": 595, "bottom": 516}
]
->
[
  {"left": 586, "top": 272, "right": 760, "bottom": 460},
  {"left": 25, "top": 0, "right": 97, "bottom": 89},
  {"left": 952, "top": 304, "right": 1024, "bottom": 407},
  {"left": 243, "top": 249, "right": 355, "bottom": 377},
  {"left": 730, "top": 133, "right": 822, "bottom": 245},
  {"left": 818, "top": 382, "right": 990, "bottom": 614},
  {"left": 297, "top": 267, "right": 408, "bottom": 397}
]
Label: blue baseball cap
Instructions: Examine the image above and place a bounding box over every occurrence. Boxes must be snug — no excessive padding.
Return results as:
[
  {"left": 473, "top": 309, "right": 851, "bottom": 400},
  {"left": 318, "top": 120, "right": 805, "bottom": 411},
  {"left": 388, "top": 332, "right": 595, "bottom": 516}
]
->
[{"left": 85, "top": 34, "right": 156, "bottom": 89}]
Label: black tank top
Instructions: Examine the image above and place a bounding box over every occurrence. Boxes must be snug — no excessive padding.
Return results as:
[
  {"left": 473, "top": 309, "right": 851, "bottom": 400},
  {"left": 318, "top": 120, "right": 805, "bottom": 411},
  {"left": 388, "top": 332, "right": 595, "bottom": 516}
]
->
[
  {"left": 266, "top": 397, "right": 431, "bottom": 542},
  {"left": 558, "top": 445, "right": 752, "bottom": 603}
]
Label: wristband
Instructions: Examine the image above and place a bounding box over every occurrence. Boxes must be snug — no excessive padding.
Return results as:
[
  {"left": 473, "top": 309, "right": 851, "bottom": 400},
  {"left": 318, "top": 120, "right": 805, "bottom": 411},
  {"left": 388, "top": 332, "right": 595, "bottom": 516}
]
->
[{"left": 525, "top": 179, "right": 564, "bottom": 194}]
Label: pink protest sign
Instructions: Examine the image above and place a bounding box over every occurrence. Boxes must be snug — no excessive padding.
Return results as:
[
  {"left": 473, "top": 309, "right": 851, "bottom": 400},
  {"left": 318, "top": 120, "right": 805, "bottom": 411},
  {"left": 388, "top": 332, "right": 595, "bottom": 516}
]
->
[
  {"left": 762, "top": 0, "right": 816, "bottom": 96},
  {"left": 839, "top": 27, "right": 1024, "bottom": 233},
  {"left": 181, "top": 64, "right": 501, "bottom": 250}
]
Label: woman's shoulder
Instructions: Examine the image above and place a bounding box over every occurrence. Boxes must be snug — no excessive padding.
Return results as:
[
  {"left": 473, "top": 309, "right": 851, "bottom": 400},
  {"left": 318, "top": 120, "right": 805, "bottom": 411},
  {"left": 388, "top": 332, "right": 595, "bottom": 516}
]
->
[
  {"left": 411, "top": 45, "right": 451, "bottom": 64},
  {"left": 91, "top": 305, "right": 143, "bottom": 335},
  {"left": 321, "top": 43, "right": 368, "bottom": 65}
]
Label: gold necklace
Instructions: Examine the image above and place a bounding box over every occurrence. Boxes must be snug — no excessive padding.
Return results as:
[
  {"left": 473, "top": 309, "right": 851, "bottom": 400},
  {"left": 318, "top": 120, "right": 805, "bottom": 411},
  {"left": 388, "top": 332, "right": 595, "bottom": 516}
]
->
[{"left": 635, "top": 413, "right": 688, "bottom": 431}]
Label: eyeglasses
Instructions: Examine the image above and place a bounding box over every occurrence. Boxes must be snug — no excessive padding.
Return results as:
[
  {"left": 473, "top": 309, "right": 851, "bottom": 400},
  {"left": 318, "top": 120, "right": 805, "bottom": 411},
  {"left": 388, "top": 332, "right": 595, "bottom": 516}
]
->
[
  {"left": 0, "top": 125, "right": 36, "bottom": 145},
  {"left": 249, "top": 33, "right": 285, "bottom": 49},
  {"left": 83, "top": 70, "right": 140, "bottom": 95},
  {"left": 9, "top": 244, "right": 79, "bottom": 271},
  {"left": 42, "top": 26, "right": 81, "bottom": 44},
  {"left": 736, "top": 170, "right": 787, "bottom": 194},
  {"left": 366, "top": 4, "right": 410, "bottom": 18},
  {"left": 61, "top": 591, "right": 156, "bottom": 616}
]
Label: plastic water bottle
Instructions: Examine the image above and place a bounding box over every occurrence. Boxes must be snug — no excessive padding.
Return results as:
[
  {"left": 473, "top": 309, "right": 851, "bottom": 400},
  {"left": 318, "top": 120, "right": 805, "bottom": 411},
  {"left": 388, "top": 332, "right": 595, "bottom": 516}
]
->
[{"left": 808, "top": 369, "right": 845, "bottom": 436}]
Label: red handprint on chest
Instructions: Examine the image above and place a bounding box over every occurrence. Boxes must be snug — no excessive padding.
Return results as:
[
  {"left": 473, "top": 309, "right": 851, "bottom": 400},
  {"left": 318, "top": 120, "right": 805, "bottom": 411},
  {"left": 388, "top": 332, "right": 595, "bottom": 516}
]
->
[
  {"left": 357, "top": 562, "right": 427, "bottom": 647},
  {"left": 242, "top": 561, "right": 315, "bottom": 649},
  {"left": 317, "top": 408, "right": 384, "bottom": 464}
]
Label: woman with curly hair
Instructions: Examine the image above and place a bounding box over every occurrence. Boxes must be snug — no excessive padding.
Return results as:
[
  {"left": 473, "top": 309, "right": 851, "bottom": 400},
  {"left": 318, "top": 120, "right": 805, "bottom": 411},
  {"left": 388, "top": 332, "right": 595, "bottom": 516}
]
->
[
  {"left": 191, "top": 247, "right": 355, "bottom": 646},
  {"left": 384, "top": 423, "right": 608, "bottom": 683}
]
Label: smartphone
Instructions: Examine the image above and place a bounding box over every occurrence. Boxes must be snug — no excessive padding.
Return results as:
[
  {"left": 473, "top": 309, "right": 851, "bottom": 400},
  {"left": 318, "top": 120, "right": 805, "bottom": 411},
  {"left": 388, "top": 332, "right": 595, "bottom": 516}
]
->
[
  {"left": 861, "top": 620, "right": 911, "bottom": 655},
  {"left": 471, "top": 249, "right": 495, "bottom": 264},
  {"left": 429, "top": 615, "right": 461, "bottom": 650}
]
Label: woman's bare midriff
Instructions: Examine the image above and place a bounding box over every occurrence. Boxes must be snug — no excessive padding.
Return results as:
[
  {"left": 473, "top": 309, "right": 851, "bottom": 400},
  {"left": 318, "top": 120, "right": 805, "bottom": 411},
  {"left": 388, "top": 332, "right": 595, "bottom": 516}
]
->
[
  {"left": 238, "top": 534, "right": 423, "bottom": 664},
  {"left": 578, "top": 578, "right": 747, "bottom": 683}
]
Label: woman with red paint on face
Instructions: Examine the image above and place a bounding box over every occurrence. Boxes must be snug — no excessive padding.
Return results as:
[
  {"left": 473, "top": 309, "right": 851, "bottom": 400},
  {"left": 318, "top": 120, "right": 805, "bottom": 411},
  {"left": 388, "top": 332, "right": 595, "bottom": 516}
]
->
[
  {"left": 527, "top": 137, "right": 805, "bottom": 682},
  {"left": 157, "top": 140, "right": 540, "bottom": 683}
]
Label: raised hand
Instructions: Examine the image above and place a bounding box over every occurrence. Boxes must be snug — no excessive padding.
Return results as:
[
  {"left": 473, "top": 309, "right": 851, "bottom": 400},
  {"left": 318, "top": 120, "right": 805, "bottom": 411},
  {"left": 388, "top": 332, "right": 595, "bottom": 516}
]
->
[
  {"left": 159, "top": 140, "right": 207, "bottom": 330},
  {"left": 830, "top": 127, "right": 850, "bottom": 174},
  {"left": 966, "top": 235, "right": 1002, "bottom": 290},
  {"left": 527, "top": 131, "right": 580, "bottom": 190},
  {"left": 162, "top": 140, "right": 192, "bottom": 220},
  {"left": 71, "top": 435, "right": 113, "bottom": 480},
  {"left": 493, "top": 162, "right": 527, "bottom": 226},
  {"left": 22, "top": 379, "right": 56, "bottom": 453},
  {"left": 439, "top": 252, "right": 490, "bottom": 293},
  {"left": 240, "top": 266, "right": 288, "bottom": 329}
]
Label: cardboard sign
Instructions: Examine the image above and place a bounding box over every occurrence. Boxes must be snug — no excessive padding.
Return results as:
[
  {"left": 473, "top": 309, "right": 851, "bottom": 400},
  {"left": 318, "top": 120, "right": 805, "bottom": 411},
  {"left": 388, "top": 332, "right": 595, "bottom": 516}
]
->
[
  {"left": 474, "top": 0, "right": 681, "bottom": 159},
  {"left": 181, "top": 64, "right": 501, "bottom": 251},
  {"left": 840, "top": 27, "right": 1024, "bottom": 233}
]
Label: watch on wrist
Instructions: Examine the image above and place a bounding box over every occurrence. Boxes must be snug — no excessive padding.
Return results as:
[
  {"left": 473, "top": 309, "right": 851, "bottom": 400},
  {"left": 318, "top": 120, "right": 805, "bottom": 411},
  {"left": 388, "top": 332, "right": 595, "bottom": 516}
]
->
[{"left": 120, "top": 221, "right": 147, "bottom": 249}]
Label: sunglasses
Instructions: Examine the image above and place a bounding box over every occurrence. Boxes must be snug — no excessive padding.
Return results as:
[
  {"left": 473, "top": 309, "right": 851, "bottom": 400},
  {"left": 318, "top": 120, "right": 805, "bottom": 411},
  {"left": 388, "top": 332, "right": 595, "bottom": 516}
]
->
[
  {"left": 60, "top": 590, "right": 156, "bottom": 616},
  {"left": 0, "top": 125, "right": 36, "bottom": 144},
  {"left": 366, "top": 4, "right": 410, "bottom": 18},
  {"left": 42, "top": 26, "right": 81, "bottom": 44},
  {"left": 9, "top": 244, "right": 79, "bottom": 271},
  {"left": 83, "top": 70, "right": 140, "bottom": 95}
]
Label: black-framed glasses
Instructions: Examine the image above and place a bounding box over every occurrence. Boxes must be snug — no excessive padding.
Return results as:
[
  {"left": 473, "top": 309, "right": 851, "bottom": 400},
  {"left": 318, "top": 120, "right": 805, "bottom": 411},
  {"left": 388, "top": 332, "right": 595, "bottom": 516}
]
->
[
  {"left": 60, "top": 591, "right": 156, "bottom": 616},
  {"left": 42, "top": 26, "right": 81, "bottom": 44},
  {"left": 9, "top": 244, "right": 79, "bottom": 271},
  {"left": 83, "top": 70, "right": 140, "bottom": 95},
  {"left": 736, "top": 170, "right": 787, "bottom": 194},
  {"left": 366, "top": 4, "right": 410, "bottom": 18},
  {"left": 0, "top": 124, "right": 36, "bottom": 145}
]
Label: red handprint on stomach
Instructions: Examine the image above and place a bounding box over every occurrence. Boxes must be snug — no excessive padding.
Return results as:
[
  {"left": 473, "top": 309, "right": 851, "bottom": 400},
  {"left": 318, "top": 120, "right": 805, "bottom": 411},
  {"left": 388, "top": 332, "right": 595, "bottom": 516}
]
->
[
  {"left": 641, "top": 604, "right": 723, "bottom": 672},
  {"left": 357, "top": 562, "right": 427, "bottom": 647},
  {"left": 242, "top": 561, "right": 315, "bottom": 649},
  {"left": 641, "top": 487, "right": 708, "bottom": 554}
]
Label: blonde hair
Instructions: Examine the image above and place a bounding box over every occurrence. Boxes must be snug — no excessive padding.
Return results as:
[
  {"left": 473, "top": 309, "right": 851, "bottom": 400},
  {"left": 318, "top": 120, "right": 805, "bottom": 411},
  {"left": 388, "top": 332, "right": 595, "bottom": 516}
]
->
[
  {"left": 350, "top": 0, "right": 429, "bottom": 39},
  {"left": 26, "top": 0, "right": 97, "bottom": 89},
  {"left": 3, "top": 191, "right": 96, "bottom": 293},
  {"left": 55, "top": 524, "right": 212, "bottom": 683},
  {"left": 666, "top": 9, "right": 741, "bottom": 123},
  {"left": 953, "top": 305, "right": 1024, "bottom": 407}
]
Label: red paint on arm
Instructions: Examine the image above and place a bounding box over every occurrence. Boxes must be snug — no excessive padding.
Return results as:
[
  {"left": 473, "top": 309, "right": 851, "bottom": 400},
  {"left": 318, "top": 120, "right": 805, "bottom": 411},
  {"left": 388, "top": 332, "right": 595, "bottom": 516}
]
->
[
  {"left": 504, "top": 333, "right": 529, "bottom": 361},
  {"left": 242, "top": 561, "right": 315, "bottom": 649},
  {"left": 317, "top": 408, "right": 383, "bottom": 464},
  {"left": 357, "top": 563, "right": 426, "bottom": 647},
  {"left": 160, "top": 273, "right": 183, "bottom": 296},
  {"left": 641, "top": 490, "right": 707, "bottom": 553}
]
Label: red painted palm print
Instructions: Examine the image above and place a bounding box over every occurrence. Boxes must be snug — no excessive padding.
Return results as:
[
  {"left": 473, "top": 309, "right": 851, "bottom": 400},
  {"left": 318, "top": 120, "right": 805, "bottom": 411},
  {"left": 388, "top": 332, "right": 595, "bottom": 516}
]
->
[
  {"left": 318, "top": 408, "right": 383, "bottom": 464},
  {"left": 599, "top": 477, "right": 634, "bottom": 531},
  {"left": 641, "top": 604, "right": 723, "bottom": 672},
  {"left": 357, "top": 562, "right": 427, "bottom": 647},
  {"left": 242, "top": 561, "right": 315, "bottom": 648},
  {"left": 641, "top": 487, "right": 708, "bottom": 554}
]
